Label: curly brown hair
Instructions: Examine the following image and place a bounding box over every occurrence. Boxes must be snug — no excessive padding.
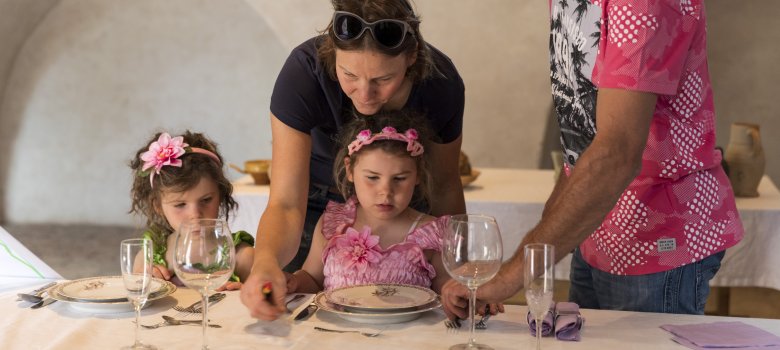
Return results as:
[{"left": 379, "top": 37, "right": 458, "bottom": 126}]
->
[
  {"left": 128, "top": 131, "right": 237, "bottom": 237},
  {"left": 317, "top": 0, "right": 438, "bottom": 82},
  {"left": 333, "top": 110, "right": 434, "bottom": 208}
]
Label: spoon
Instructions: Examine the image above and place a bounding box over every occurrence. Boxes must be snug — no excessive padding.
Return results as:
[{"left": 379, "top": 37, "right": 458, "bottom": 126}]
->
[
  {"left": 161, "top": 315, "right": 221, "bottom": 328},
  {"left": 314, "top": 326, "right": 383, "bottom": 337},
  {"left": 17, "top": 282, "right": 57, "bottom": 303}
]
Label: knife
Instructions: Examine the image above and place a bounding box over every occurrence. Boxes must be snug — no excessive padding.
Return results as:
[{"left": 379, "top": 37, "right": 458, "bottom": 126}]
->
[
  {"left": 31, "top": 298, "right": 57, "bottom": 309},
  {"left": 294, "top": 302, "right": 318, "bottom": 321}
]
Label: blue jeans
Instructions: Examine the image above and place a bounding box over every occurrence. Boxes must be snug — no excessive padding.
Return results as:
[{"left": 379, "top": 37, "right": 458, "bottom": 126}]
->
[
  {"left": 282, "top": 184, "right": 344, "bottom": 273},
  {"left": 568, "top": 248, "right": 725, "bottom": 314}
]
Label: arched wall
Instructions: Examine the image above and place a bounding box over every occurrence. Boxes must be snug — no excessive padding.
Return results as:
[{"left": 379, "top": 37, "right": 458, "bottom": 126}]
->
[{"left": 1, "top": 0, "right": 777, "bottom": 225}]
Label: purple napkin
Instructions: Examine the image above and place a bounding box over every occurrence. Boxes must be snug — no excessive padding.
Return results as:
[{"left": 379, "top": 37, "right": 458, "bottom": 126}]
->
[
  {"left": 526, "top": 303, "right": 554, "bottom": 337},
  {"left": 661, "top": 322, "right": 780, "bottom": 349},
  {"left": 554, "top": 302, "right": 583, "bottom": 341}
]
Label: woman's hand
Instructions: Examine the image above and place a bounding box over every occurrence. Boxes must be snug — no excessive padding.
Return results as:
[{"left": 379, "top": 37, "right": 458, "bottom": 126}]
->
[
  {"left": 284, "top": 271, "right": 298, "bottom": 294},
  {"left": 239, "top": 254, "right": 288, "bottom": 321}
]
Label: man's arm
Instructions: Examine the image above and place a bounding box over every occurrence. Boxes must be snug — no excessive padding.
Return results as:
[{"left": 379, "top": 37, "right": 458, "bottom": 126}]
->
[
  {"left": 496, "top": 88, "right": 658, "bottom": 297},
  {"left": 442, "top": 89, "right": 657, "bottom": 318}
]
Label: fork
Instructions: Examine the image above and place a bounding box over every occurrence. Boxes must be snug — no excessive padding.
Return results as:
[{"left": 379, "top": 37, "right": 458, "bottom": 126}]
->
[
  {"left": 476, "top": 305, "right": 491, "bottom": 330},
  {"left": 314, "top": 326, "right": 382, "bottom": 337},
  {"left": 172, "top": 292, "right": 226, "bottom": 313},
  {"left": 444, "top": 318, "right": 461, "bottom": 333}
]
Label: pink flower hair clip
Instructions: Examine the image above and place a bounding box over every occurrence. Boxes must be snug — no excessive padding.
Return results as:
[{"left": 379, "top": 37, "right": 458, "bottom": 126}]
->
[
  {"left": 347, "top": 126, "right": 424, "bottom": 157},
  {"left": 138, "top": 132, "right": 221, "bottom": 187}
]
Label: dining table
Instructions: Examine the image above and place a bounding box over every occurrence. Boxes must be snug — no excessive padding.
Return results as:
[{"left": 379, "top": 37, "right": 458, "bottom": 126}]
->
[
  {"left": 229, "top": 168, "right": 780, "bottom": 291},
  {"left": 4, "top": 284, "right": 780, "bottom": 349}
]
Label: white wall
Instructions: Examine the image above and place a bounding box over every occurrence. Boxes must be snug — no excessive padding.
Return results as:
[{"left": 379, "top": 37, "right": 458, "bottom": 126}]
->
[{"left": 1, "top": 0, "right": 777, "bottom": 225}]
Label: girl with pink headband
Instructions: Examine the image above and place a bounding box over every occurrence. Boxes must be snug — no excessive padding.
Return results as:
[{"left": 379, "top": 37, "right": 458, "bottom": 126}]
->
[{"left": 129, "top": 131, "right": 254, "bottom": 290}]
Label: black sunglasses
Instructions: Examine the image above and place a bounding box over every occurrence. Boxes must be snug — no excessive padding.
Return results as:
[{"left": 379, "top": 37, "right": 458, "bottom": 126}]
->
[{"left": 332, "top": 11, "right": 416, "bottom": 50}]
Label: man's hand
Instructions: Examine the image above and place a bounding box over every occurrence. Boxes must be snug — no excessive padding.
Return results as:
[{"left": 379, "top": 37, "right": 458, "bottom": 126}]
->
[{"left": 239, "top": 254, "right": 287, "bottom": 320}]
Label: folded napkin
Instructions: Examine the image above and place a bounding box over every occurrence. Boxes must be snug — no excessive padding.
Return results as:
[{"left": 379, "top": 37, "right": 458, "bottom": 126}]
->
[
  {"left": 554, "top": 302, "right": 583, "bottom": 341},
  {"left": 661, "top": 322, "right": 780, "bottom": 350},
  {"left": 527, "top": 303, "right": 554, "bottom": 337}
]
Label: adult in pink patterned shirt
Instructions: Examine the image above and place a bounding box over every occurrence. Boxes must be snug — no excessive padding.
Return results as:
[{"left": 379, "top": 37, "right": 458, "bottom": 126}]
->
[{"left": 443, "top": 0, "right": 743, "bottom": 316}]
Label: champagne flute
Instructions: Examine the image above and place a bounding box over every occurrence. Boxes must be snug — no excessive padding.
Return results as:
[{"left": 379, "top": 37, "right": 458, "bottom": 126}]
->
[
  {"left": 524, "top": 243, "right": 555, "bottom": 350},
  {"left": 120, "top": 238, "right": 157, "bottom": 350},
  {"left": 442, "top": 214, "right": 503, "bottom": 350},
  {"left": 173, "top": 218, "right": 235, "bottom": 350}
]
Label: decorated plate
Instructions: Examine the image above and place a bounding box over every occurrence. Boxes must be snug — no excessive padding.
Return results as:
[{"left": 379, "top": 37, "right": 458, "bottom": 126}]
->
[
  {"left": 324, "top": 284, "right": 438, "bottom": 313},
  {"left": 315, "top": 292, "right": 440, "bottom": 324},
  {"left": 50, "top": 277, "right": 176, "bottom": 313},
  {"left": 57, "top": 276, "right": 167, "bottom": 302}
]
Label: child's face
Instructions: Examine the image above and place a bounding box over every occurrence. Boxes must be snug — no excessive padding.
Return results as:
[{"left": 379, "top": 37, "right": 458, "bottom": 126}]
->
[
  {"left": 159, "top": 176, "right": 221, "bottom": 232},
  {"left": 347, "top": 148, "right": 419, "bottom": 221}
]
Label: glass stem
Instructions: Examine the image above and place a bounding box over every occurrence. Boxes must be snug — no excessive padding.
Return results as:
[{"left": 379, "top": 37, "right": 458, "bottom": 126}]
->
[
  {"left": 468, "top": 286, "right": 478, "bottom": 346},
  {"left": 201, "top": 291, "right": 209, "bottom": 350},
  {"left": 134, "top": 302, "right": 141, "bottom": 346},
  {"left": 536, "top": 317, "right": 542, "bottom": 350}
]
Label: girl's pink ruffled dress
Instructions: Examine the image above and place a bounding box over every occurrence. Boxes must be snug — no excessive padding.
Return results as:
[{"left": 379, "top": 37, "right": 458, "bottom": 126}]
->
[{"left": 320, "top": 197, "right": 447, "bottom": 291}]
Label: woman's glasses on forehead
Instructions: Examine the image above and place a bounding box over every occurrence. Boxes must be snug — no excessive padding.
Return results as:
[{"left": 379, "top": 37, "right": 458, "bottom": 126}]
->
[{"left": 332, "top": 11, "right": 416, "bottom": 50}]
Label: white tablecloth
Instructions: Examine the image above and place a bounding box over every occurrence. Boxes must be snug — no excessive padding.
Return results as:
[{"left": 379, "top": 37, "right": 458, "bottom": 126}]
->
[
  {"left": 3, "top": 286, "right": 780, "bottom": 349},
  {"left": 230, "top": 168, "right": 780, "bottom": 290},
  {"left": 0, "top": 225, "right": 61, "bottom": 293}
]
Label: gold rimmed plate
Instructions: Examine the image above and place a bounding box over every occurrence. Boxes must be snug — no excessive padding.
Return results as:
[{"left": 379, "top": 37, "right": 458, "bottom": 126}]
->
[
  {"left": 315, "top": 292, "right": 441, "bottom": 324},
  {"left": 324, "top": 284, "right": 438, "bottom": 313}
]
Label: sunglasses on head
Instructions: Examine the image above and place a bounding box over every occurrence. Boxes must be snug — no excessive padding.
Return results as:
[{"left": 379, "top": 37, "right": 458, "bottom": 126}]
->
[{"left": 332, "top": 11, "right": 416, "bottom": 50}]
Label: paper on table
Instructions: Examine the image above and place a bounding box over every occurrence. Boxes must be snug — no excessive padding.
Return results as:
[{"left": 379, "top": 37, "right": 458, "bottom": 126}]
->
[
  {"left": 0, "top": 226, "right": 61, "bottom": 294},
  {"left": 661, "top": 321, "right": 780, "bottom": 349}
]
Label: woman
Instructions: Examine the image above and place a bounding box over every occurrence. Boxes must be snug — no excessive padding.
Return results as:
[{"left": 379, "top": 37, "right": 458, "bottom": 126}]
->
[{"left": 241, "top": 0, "right": 466, "bottom": 320}]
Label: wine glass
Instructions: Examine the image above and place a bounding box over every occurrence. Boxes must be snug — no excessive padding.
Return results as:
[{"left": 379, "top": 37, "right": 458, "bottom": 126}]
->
[
  {"left": 524, "top": 243, "right": 555, "bottom": 350},
  {"left": 442, "top": 214, "right": 503, "bottom": 350},
  {"left": 120, "top": 238, "right": 157, "bottom": 350},
  {"left": 173, "top": 218, "right": 235, "bottom": 350}
]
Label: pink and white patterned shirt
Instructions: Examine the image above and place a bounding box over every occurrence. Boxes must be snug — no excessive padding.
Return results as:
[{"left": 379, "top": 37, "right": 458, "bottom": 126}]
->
[
  {"left": 549, "top": 0, "right": 743, "bottom": 275},
  {"left": 319, "top": 198, "right": 446, "bottom": 290}
]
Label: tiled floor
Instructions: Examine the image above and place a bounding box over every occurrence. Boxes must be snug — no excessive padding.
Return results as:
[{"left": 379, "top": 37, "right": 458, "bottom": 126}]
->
[{"left": 6, "top": 223, "right": 780, "bottom": 319}]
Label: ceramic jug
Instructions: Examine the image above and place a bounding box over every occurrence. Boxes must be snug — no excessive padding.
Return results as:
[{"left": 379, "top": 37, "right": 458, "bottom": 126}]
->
[{"left": 724, "top": 122, "right": 765, "bottom": 197}]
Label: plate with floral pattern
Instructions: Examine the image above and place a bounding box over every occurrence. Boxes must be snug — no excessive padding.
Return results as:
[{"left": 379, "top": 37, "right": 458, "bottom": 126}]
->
[
  {"left": 315, "top": 292, "right": 440, "bottom": 324},
  {"left": 57, "top": 276, "right": 168, "bottom": 303},
  {"left": 324, "top": 284, "right": 438, "bottom": 313}
]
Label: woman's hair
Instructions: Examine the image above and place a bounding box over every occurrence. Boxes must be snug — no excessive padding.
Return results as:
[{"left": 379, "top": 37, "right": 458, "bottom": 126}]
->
[
  {"left": 333, "top": 111, "right": 434, "bottom": 208},
  {"left": 128, "top": 130, "right": 237, "bottom": 236},
  {"left": 317, "top": 0, "right": 438, "bottom": 82}
]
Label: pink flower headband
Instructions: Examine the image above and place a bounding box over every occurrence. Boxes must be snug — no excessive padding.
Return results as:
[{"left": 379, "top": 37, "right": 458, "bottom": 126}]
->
[
  {"left": 139, "top": 132, "right": 221, "bottom": 187},
  {"left": 347, "top": 126, "right": 424, "bottom": 157}
]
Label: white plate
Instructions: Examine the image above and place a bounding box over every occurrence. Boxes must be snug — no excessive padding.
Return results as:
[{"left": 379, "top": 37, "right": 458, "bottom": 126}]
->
[
  {"left": 58, "top": 276, "right": 167, "bottom": 302},
  {"left": 325, "top": 284, "right": 437, "bottom": 313},
  {"left": 315, "top": 292, "right": 440, "bottom": 324},
  {"left": 50, "top": 278, "right": 176, "bottom": 314}
]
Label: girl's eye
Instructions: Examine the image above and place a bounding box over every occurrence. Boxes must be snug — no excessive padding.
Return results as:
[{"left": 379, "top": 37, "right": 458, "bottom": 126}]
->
[
  {"left": 174, "top": 203, "right": 186, "bottom": 208},
  {"left": 366, "top": 176, "right": 379, "bottom": 181},
  {"left": 394, "top": 177, "right": 407, "bottom": 182},
  {"left": 201, "top": 196, "right": 213, "bottom": 204}
]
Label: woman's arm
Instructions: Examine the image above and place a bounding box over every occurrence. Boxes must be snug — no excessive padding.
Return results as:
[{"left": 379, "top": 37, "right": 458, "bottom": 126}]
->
[
  {"left": 291, "top": 217, "right": 327, "bottom": 293},
  {"left": 240, "top": 113, "right": 312, "bottom": 320},
  {"left": 427, "top": 135, "right": 466, "bottom": 216}
]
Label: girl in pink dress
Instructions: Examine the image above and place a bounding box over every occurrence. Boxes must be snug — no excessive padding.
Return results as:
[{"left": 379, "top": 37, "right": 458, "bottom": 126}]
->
[{"left": 286, "top": 112, "right": 452, "bottom": 293}]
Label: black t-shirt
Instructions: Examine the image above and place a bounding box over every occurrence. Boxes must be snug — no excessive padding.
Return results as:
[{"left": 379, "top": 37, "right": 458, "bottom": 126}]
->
[{"left": 270, "top": 36, "right": 465, "bottom": 187}]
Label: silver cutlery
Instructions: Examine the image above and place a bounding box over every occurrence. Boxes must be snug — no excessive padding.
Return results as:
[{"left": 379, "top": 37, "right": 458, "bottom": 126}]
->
[
  {"left": 294, "top": 301, "right": 318, "bottom": 321},
  {"left": 476, "top": 305, "right": 491, "bottom": 330},
  {"left": 444, "top": 318, "right": 461, "bottom": 333},
  {"left": 31, "top": 298, "right": 57, "bottom": 309},
  {"left": 16, "top": 282, "right": 57, "bottom": 303},
  {"left": 172, "top": 292, "right": 226, "bottom": 313},
  {"left": 313, "top": 326, "right": 382, "bottom": 337},
  {"left": 141, "top": 316, "right": 221, "bottom": 329},
  {"left": 285, "top": 294, "right": 306, "bottom": 313}
]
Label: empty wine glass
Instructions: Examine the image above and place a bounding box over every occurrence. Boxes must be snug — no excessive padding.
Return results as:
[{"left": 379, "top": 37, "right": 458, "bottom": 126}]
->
[
  {"left": 524, "top": 243, "right": 554, "bottom": 350},
  {"left": 442, "top": 214, "right": 503, "bottom": 350},
  {"left": 173, "top": 218, "right": 235, "bottom": 350},
  {"left": 120, "top": 238, "right": 157, "bottom": 350}
]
